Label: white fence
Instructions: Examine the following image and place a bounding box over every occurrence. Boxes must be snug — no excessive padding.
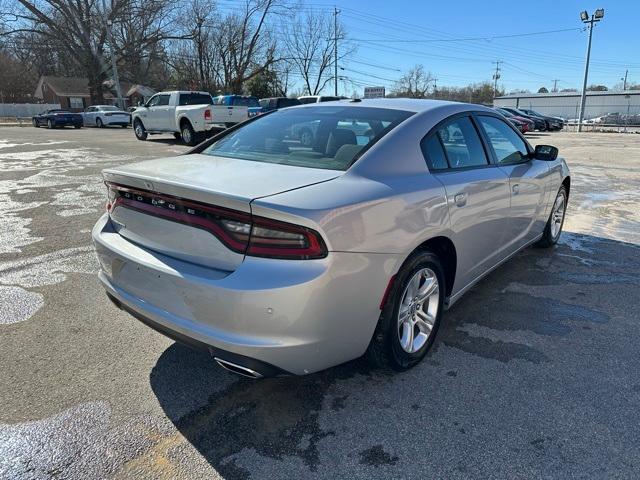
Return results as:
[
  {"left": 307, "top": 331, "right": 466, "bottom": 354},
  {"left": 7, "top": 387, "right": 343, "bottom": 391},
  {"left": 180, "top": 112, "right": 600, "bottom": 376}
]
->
[{"left": 0, "top": 103, "right": 61, "bottom": 117}]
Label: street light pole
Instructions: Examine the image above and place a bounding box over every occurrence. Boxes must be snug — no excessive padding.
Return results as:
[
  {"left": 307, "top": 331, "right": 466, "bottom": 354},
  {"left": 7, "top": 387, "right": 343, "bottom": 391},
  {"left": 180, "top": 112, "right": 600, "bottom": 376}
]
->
[
  {"left": 578, "top": 9, "right": 604, "bottom": 132},
  {"left": 334, "top": 7, "right": 340, "bottom": 97}
]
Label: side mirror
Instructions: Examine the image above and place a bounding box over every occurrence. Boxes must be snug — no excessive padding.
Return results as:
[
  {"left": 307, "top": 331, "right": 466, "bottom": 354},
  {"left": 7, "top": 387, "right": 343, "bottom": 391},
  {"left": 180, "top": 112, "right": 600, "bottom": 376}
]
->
[{"left": 534, "top": 144, "right": 558, "bottom": 161}]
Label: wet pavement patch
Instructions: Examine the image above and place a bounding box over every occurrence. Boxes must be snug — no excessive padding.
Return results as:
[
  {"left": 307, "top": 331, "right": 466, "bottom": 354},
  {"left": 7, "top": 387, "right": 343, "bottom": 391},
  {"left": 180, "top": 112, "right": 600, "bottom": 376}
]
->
[
  {"left": 149, "top": 343, "right": 374, "bottom": 479},
  {"left": 358, "top": 445, "right": 399, "bottom": 466}
]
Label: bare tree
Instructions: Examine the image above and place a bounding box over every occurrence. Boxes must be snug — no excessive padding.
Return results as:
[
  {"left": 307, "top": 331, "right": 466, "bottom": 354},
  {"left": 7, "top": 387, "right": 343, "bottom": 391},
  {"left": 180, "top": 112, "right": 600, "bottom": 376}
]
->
[
  {"left": 391, "top": 65, "right": 434, "bottom": 98},
  {"left": 213, "top": 0, "right": 280, "bottom": 93},
  {"left": 3, "top": 0, "right": 187, "bottom": 103},
  {"left": 284, "top": 10, "right": 337, "bottom": 95}
]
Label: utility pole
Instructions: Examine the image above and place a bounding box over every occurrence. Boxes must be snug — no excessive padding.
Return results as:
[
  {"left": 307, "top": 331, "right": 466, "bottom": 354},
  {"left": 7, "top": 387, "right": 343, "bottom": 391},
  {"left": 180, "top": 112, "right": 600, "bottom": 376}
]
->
[
  {"left": 433, "top": 78, "right": 437, "bottom": 99},
  {"left": 102, "top": 0, "right": 124, "bottom": 108},
  {"left": 578, "top": 8, "right": 605, "bottom": 132},
  {"left": 552, "top": 79, "right": 559, "bottom": 92},
  {"left": 334, "top": 7, "right": 340, "bottom": 97},
  {"left": 622, "top": 69, "right": 628, "bottom": 90},
  {"left": 196, "top": 18, "right": 205, "bottom": 90},
  {"left": 492, "top": 61, "right": 502, "bottom": 99}
]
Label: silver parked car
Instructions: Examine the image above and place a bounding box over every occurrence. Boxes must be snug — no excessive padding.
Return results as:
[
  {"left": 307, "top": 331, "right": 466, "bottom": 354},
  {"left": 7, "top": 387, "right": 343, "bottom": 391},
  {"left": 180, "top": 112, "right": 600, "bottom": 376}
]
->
[{"left": 93, "top": 99, "right": 570, "bottom": 377}]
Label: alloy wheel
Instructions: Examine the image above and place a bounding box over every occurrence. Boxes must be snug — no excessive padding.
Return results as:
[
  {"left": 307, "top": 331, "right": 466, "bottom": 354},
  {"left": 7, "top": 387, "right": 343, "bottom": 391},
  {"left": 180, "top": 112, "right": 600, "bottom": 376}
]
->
[
  {"left": 397, "top": 268, "right": 440, "bottom": 354},
  {"left": 182, "top": 127, "right": 192, "bottom": 144},
  {"left": 550, "top": 191, "right": 566, "bottom": 239}
]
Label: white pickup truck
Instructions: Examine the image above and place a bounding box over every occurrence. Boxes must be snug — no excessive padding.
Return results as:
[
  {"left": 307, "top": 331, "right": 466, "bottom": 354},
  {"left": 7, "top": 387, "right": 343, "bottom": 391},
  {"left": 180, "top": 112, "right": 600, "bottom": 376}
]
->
[{"left": 131, "top": 91, "right": 248, "bottom": 146}]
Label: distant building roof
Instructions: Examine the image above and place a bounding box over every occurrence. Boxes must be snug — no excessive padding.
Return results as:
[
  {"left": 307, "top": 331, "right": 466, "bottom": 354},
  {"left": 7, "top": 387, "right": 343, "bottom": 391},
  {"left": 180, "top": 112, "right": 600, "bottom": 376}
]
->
[
  {"left": 34, "top": 76, "right": 157, "bottom": 100},
  {"left": 35, "top": 76, "right": 90, "bottom": 98},
  {"left": 125, "top": 84, "right": 156, "bottom": 97},
  {"left": 496, "top": 90, "right": 640, "bottom": 99}
]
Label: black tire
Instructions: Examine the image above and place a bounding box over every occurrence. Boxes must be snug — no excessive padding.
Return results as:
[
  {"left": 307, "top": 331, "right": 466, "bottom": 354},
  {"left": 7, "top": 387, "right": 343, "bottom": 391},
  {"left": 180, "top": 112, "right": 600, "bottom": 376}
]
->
[
  {"left": 180, "top": 121, "right": 198, "bottom": 146},
  {"left": 133, "top": 120, "right": 148, "bottom": 140},
  {"left": 47, "top": 119, "right": 54, "bottom": 129},
  {"left": 121, "top": 124, "right": 128, "bottom": 128},
  {"left": 96, "top": 117, "right": 103, "bottom": 128},
  {"left": 74, "top": 124, "right": 82, "bottom": 129},
  {"left": 173, "top": 132, "right": 182, "bottom": 140},
  {"left": 32, "top": 118, "right": 39, "bottom": 128},
  {"left": 365, "top": 250, "right": 445, "bottom": 371},
  {"left": 536, "top": 185, "right": 567, "bottom": 248}
]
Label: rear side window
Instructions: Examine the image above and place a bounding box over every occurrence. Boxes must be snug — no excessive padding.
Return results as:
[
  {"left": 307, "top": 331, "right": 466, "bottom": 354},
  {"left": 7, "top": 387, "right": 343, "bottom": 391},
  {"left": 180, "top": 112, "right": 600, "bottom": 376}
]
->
[
  {"left": 421, "top": 135, "right": 448, "bottom": 170},
  {"left": 179, "top": 93, "right": 212, "bottom": 106},
  {"left": 477, "top": 115, "right": 529, "bottom": 165},
  {"left": 436, "top": 117, "right": 488, "bottom": 169}
]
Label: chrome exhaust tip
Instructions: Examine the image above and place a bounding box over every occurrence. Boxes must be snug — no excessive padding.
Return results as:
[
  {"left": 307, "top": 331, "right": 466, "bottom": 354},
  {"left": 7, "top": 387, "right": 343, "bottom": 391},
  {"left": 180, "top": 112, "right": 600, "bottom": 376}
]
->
[{"left": 214, "top": 357, "right": 263, "bottom": 379}]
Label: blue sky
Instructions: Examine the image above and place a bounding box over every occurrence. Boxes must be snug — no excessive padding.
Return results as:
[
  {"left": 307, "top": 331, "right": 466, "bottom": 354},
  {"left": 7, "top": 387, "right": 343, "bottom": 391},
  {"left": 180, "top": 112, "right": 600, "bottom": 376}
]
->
[
  {"left": 333, "top": 0, "right": 638, "bottom": 94},
  {"left": 222, "top": 0, "right": 639, "bottom": 95}
]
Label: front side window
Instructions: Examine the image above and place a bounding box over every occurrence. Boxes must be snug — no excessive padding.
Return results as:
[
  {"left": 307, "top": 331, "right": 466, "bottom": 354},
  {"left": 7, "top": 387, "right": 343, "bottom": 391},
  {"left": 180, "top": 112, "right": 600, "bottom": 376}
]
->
[
  {"left": 436, "top": 117, "right": 488, "bottom": 169},
  {"left": 478, "top": 116, "right": 529, "bottom": 165},
  {"left": 147, "top": 95, "right": 160, "bottom": 107},
  {"left": 202, "top": 106, "right": 413, "bottom": 171},
  {"left": 179, "top": 93, "right": 212, "bottom": 106}
]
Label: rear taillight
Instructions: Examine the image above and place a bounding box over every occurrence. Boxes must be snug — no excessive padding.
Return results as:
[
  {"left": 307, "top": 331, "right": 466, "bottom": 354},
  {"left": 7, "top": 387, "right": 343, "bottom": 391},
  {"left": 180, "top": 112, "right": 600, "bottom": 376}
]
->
[
  {"left": 247, "top": 216, "right": 326, "bottom": 259},
  {"left": 105, "top": 183, "right": 327, "bottom": 260},
  {"left": 204, "top": 109, "right": 211, "bottom": 120}
]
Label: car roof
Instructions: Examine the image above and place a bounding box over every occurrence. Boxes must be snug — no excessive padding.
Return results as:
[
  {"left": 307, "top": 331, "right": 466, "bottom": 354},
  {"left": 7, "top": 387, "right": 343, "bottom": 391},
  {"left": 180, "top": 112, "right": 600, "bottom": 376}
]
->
[{"left": 288, "top": 98, "right": 488, "bottom": 114}]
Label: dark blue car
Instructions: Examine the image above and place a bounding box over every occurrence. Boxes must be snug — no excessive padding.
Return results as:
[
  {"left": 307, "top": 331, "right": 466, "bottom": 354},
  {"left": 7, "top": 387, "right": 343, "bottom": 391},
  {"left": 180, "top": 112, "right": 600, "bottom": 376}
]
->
[
  {"left": 32, "top": 109, "right": 83, "bottom": 129},
  {"left": 213, "top": 95, "right": 262, "bottom": 117}
]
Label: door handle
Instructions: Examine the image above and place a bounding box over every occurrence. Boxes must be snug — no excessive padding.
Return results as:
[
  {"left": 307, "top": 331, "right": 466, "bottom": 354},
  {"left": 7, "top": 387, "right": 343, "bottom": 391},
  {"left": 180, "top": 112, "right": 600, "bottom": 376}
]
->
[
  {"left": 454, "top": 193, "right": 467, "bottom": 207},
  {"left": 512, "top": 184, "right": 520, "bottom": 194}
]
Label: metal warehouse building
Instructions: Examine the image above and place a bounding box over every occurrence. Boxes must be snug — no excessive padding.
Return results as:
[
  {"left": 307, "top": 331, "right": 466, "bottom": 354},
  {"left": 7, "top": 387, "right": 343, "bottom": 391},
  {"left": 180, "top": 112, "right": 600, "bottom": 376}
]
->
[{"left": 494, "top": 91, "right": 640, "bottom": 121}]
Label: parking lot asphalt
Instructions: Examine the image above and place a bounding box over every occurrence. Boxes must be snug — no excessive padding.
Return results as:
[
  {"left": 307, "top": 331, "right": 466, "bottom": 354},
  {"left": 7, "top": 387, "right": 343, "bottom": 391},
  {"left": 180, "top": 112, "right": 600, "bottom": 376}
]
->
[{"left": 0, "top": 126, "right": 639, "bottom": 479}]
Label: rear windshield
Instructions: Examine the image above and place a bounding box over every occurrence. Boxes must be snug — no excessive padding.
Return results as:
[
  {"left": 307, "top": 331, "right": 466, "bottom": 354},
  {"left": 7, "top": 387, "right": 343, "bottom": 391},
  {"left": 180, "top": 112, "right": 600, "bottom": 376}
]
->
[
  {"left": 231, "top": 96, "right": 259, "bottom": 107},
  {"left": 277, "top": 98, "right": 301, "bottom": 108},
  {"left": 202, "top": 106, "right": 413, "bottom": 170},
  {"left": 179, "top": 93, "right": 213, "bottom": 106}
]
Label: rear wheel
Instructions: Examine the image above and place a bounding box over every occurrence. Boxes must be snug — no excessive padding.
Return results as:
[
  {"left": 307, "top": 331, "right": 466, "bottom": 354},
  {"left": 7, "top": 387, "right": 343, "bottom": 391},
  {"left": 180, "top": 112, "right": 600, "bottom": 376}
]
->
[
  {"left": 173, "top": 132, "right": 182, "bottom": 140},
  {"left": 536, "top": 186, "right": 567, "bottom": 248},
  {"left": 96, "top": 117, "right": 104, "bottom": 128},
  {"left": 181, "top": 121, "right": 198, "bottom": 146},
  {"left": 121, "top": 124, "right": 128, "bottom": 128},
  {"left": 366, "top": 251, "right": 445, "bottom": 371},
  {"left": 133, "top": 120, "right": 147, "bottom": 140},
  {"left": 47, "top": 119, "right": 54, "bottom": 129},
  {"left": 32, "top": 118, "right": 39, "bottom": 128}
]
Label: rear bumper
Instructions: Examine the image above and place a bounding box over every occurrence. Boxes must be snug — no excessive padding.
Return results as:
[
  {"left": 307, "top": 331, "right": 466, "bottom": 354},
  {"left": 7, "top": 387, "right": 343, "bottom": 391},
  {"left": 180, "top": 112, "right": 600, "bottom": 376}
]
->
[
  {"left": 54, "top": 119, "right": 82, "bottom": 126},
  {"left": 104, "top": 118, "right": 130, "bottom": 126},
  {"left": 92, "top": 214, "right": 398, "bottom": 375}
]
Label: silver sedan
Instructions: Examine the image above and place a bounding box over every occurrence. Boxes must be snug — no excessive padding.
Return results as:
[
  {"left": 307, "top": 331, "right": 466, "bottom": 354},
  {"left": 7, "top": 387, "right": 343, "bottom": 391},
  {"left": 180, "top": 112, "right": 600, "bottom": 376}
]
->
[{"left": 92, "top": 99, "right": 570, "bottom": 377}]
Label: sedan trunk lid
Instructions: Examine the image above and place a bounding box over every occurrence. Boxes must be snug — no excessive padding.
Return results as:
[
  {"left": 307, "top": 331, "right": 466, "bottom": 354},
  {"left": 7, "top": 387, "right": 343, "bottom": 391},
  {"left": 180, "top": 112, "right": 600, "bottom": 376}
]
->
[{"left": 102, "top": 154, "right": 340, "bottom": 271}]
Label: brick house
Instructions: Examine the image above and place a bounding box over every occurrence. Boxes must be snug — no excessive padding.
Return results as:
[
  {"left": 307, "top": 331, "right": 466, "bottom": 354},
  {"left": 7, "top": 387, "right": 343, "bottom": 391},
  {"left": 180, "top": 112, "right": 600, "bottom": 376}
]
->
[
  {"left": 34, "top": 76, "right": 91, "bottom": 111},
  {"left": 34, "top": 76, "right": 156, "bottom": 111}
]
